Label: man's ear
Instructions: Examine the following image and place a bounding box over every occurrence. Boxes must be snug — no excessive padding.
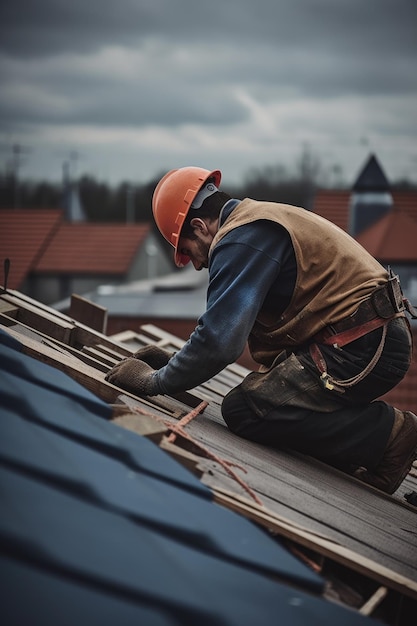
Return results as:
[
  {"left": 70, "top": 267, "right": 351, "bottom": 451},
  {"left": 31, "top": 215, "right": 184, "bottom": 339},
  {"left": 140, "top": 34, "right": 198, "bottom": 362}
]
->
[{"left": 190, "top": 217, "right": 209, "bottom": 236}]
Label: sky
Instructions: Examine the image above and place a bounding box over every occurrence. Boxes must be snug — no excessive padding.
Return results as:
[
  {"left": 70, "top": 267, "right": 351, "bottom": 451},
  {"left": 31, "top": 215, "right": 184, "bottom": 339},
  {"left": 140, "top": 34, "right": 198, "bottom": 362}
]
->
[{"left": 1, "top": 0, "right": 416, "bottom": 189}]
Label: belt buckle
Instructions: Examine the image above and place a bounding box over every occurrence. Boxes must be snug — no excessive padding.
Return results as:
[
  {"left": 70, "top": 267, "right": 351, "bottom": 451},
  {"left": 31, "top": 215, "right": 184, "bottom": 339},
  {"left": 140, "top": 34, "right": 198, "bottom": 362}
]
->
[
  {"left": 387, "top": 272, "right": 404, "bottom": 313},
  {"left": 320, "top": 372, "right": 335, "bottom": 390}
]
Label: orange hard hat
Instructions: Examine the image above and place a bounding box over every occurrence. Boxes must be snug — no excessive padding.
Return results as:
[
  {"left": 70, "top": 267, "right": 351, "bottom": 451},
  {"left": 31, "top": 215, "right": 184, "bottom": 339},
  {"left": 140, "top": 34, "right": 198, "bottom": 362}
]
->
[{"left": 152, "top": 166, "right": 222, "bottom": 267}]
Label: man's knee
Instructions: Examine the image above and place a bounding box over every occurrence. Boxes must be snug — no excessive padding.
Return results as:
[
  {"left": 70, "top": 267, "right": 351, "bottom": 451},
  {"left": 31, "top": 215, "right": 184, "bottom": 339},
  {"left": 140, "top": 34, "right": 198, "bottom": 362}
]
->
[{"left": 221, "top": 386, "right": 252, "bottom": 433}]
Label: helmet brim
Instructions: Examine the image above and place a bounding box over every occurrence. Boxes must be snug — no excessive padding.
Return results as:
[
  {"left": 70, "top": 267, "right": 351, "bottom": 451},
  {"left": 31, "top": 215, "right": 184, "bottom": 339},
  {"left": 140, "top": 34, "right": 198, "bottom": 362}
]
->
[{"left": 175, "top": 251, "right": 191, "bottom": 268}]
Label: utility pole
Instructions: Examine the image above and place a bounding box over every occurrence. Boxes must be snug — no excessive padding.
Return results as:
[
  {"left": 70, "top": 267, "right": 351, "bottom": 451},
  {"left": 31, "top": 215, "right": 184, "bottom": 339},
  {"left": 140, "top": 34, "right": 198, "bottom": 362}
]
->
[
  {"left": 126, "top": 184, "right": 135, "bottom": 223},
  {"left": 7, "top": 143, "right": 28, "bottom": 208}
]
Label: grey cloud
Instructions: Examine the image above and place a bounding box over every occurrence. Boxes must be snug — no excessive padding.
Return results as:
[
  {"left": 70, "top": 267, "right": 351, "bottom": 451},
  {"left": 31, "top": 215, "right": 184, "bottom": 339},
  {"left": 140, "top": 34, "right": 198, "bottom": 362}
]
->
[
  {"left": 0, "top": 1, "right": 147, "bottom": 56},
  {"left": 1, "top": 0, "right": 416, "bottom": 58},
  {"left": 0, "top": 61, "right": 248, "bottom": 129},
  {"left": 1, "top": 0, "right": 416, "bottom": 101},
  {"left": 0, "top": 0, "right": 416, "bottom": 185},
  {"left": 0, "top": 0, "right": 220, "bottom": 57}
]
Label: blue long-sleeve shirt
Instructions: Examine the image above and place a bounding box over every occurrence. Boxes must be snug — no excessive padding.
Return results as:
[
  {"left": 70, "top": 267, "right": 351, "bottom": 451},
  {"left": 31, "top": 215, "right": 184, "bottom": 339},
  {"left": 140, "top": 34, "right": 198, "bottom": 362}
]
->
[{"left": 155, "top": 199, "right": 297, "bottom": 394}]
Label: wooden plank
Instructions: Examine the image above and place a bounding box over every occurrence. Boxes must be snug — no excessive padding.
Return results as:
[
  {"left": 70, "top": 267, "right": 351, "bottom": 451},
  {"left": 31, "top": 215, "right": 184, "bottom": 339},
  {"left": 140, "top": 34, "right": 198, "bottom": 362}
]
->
[
  {"left": 159, "top": 438, "right": 205, "bottom": 477},
  {"left": 1, "top": 293, "right": 75, "bottom": 344},
  {"left": 0, "top": 312, "right": 17, "bottom": 328},
  {"left": 0, "top": 298, "right": 18, "bottom": 318},
  {"left": 94, "top": 343, "right": 132, "bottom": 360},
  {"left": 165, "top": 397, "right": 417, "bottom": 590},
  {"left": 359, "top": 586, "right": 388, "bottom": 616},
  {"left": 0, "top": 317, "right": 112, "bottom": 373},
  {"left": 74, "top": 324, "right": 132, "bottom": 355},
  {"left": 70, "top": 294, "right": 108, "bottom": 334},
  {"left": 3, "top": 324, "right": 121, "bottom": 401},
  {"left": 118, "top": 386, "right": 204, "bottom": 413},
  {"left": 4, "top": 288, "right": 132, "bottom": 356},
  {"left": 81, "top": 346, "right": 118, "bottom": 368},
  {"left": 4, "top": 289, "right": 75, "bottom": 323},
  {"left": 111, "top": 412, "right": 168, "bottom": 444},
  {"left": 110, "top": 328, "right": 180, "bottom": 354},
  {"left": 212, "top": 487, "right": 417, "bottom": 601},
  {"left": 1, "top": 324, "right": 186, "bottom": 419},
  {"left": 139, "top": 324, "right": 186, "bottom": 349},
  {"left": 109, "top": 329, "right": 147, "bottom": 344}
]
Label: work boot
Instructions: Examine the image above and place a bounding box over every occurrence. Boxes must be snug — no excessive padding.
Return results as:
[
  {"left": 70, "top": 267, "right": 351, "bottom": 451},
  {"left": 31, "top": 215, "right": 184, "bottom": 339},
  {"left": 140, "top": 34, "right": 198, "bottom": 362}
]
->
[{"left": 354, "top": 410, "right": 417, "bottom": 494}]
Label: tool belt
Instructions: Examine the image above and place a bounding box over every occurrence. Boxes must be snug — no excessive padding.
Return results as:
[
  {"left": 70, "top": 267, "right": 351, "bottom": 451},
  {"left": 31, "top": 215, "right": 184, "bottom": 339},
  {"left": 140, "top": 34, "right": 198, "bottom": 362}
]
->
[{"left": 310, "top": 270, "right": 416, "bottom": 392}]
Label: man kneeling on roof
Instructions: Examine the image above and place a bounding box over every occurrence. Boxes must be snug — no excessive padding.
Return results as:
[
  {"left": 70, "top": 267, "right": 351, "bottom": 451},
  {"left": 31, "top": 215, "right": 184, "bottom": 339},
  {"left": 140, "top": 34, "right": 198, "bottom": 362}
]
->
[{"left": 106, "top": 166, "right": 417, "bottom": 495}]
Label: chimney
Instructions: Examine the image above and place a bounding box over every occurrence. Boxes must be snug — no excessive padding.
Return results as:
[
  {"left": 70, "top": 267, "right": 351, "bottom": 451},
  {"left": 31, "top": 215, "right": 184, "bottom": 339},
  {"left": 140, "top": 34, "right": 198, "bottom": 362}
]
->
[{"left": 62, "top": 159, "right": 86, "bottom": 222}]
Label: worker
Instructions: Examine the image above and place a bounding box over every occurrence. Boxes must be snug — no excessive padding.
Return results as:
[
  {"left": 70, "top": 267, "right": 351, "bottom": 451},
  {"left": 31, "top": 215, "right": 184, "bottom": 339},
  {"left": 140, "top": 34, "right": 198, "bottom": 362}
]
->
[{"left": 106, "top": 166, "right": 417, "bottom": 494}]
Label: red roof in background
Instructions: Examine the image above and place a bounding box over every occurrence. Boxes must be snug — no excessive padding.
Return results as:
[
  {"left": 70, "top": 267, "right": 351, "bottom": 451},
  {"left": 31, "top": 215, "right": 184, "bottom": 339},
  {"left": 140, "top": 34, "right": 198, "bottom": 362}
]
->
[
  {"left": 312, "top": 190, "right": 351, "bottom": 231},
  {"left": 390, "top": 191, "right": 417, "bottom": 221},
  {"left": 313, "top": 189, "right": 417, "bottom": 261},
  {"left": 356, "top": 211, "right": 417, "bottom": 261},
  {"left": 35, "top": 223, "right": 150, "bottom": 274},
  {"left": 0, "top": 209, "right": 63, "bottom": 289}
]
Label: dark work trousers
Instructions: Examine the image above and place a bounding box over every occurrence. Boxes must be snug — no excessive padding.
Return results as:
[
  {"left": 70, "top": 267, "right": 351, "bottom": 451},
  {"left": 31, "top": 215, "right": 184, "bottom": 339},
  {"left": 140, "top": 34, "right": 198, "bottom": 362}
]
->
[{"left": 222, "top": 317, "right": 412, "bottom": 474}]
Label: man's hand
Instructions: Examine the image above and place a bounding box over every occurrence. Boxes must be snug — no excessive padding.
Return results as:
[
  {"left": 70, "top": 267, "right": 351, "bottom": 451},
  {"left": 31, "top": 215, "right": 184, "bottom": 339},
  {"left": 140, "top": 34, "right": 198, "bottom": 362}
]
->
[
  {"left": 105, "top": 358, "right": 160, "bottom": 396},
  {"left": 133, "top": 345, "right": 173, "bottom": 369}
]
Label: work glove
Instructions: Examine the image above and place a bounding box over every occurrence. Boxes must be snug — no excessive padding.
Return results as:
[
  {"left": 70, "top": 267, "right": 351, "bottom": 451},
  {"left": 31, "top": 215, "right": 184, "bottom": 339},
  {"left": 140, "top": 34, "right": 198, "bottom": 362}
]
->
[
  {"left": 105, "top": 358, "right": 160, "bottom": 396},
  {"left": 133, "top": 345, "right": 173, "bottom": 369}
]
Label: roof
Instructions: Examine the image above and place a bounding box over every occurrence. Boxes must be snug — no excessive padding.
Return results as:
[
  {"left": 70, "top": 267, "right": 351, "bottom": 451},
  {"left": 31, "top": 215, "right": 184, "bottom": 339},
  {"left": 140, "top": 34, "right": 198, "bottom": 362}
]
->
[
  {"left": 5, "top": 328, "right": 377, "bottom": 626},
  {"left": 353, "top": 154, "right": 390, "bottom": 192},
  {"left": 1, "top": 288, "right": 416, "bottom": 625},
  {"left": 54, "top": 265, "right": 209, "bottom": 319},
  {"left": 0, "top": 210, "right": 151, "bottom": 285},
  {"left": 35, "top": 222, "right": 150, "bottom": 274},
  {"left": 0, "top": 209, "right": 62, "bottom": 289},
  {"left": 313, "top": 190, "right": 417, "bottom": 262},
  {"left": 356, "top": 210, "right": 417, "bottom": 261},
  {"left": 314, "top": 190, "right": 417, "bottom": 226},
  {"left": 391, "top": 190, "right": 417, "bottom": 221},
  {"left": 312, "top": 190, "right": 351, "bottom": 231}
]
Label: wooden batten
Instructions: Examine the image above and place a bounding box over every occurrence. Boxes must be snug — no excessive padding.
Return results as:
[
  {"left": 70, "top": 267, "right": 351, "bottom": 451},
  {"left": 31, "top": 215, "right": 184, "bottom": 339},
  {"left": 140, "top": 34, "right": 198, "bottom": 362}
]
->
[{"left": 70, "top": 293, "right": 108, "bottom": 334}]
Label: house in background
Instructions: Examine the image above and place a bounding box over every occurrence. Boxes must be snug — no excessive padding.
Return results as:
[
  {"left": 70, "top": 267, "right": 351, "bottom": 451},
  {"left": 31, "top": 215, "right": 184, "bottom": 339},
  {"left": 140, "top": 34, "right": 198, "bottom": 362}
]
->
[
  {"left": 314, "top": 153, "right": 417, "bottom": 305},
  {"left": 314, "top": 153, "right": 417, "bottom": 413},
  {"left": 0, "top": 209, "right": 172, "bottom": 305}
]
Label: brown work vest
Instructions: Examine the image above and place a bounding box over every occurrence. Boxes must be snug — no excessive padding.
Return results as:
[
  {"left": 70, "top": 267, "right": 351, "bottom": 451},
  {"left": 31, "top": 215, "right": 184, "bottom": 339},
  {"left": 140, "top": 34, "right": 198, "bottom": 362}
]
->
[{"left": 210, "top": 198, "right": 388, "bottom": 366}]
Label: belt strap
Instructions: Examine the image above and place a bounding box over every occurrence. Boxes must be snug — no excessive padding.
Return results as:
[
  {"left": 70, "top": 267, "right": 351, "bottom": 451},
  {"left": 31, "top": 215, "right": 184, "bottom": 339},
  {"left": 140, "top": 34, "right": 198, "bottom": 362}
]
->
[
  {"left": 308, "top": 269, "right": 414, "bottom": 391},
  {"left": 310, "top": 322, "right": 389, "bottom": 392},
  {"left": 318, "top": 311, "right": 404, "bottom": 348},
  {"left": 404, "top": 297, "right": 417, "bottom": 319}
]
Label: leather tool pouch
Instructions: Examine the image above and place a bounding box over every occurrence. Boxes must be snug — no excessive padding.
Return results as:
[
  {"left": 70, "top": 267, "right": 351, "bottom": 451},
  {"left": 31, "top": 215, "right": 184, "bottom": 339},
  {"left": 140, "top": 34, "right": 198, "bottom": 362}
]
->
[{"left": 371, "top": 269, "right": 405, "bottom": 318}]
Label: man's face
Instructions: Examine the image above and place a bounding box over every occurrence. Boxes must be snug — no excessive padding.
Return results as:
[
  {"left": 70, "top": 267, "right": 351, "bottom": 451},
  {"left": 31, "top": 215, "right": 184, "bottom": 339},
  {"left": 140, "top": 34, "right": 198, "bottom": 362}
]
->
[
  {"left": 178, "top": 235, "right": 211, "bottom": 271},
  {"left": 178, "top": 216, "right": 215, "bottom": 271}
]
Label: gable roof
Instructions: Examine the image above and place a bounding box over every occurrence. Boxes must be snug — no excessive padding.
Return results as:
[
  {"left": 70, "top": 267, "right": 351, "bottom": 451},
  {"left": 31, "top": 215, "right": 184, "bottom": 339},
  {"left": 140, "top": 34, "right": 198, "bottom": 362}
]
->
[
  {"left": 313, "top": 190, "right": 417, "bottom": 260},
  {"left": 0, "top": 210, "right": 152, "bottom": 286},
  {"left": 356, "top": 210, "right": 417, "bottom": 262},
  {"left": 0, "top": 209, "right": 62, "bottom": 290},
  {"left": 353, "top": 154, "right": 390, "bottom": 192},
  {"left": 35, "top": 222, "right": 150, "bottom": 275}
]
